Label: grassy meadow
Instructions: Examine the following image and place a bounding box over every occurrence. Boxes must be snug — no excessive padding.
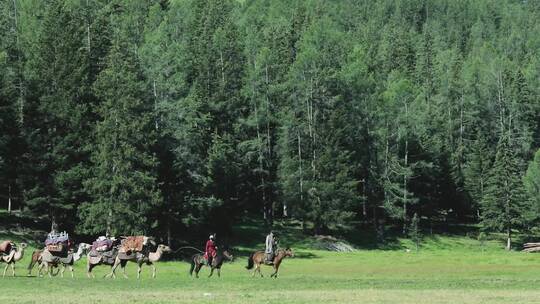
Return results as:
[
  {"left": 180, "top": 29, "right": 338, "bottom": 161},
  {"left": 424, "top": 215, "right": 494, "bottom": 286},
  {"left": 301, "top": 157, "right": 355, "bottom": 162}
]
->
[{"left": 3, "top": 222, "right": 540, "bottom": 303}]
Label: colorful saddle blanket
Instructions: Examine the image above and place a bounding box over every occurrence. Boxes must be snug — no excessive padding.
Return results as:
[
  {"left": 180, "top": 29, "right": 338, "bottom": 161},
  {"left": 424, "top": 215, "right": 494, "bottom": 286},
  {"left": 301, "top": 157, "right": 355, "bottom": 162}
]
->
[{"left": 120, "top": 236, "right": 147, "bottom": 253}]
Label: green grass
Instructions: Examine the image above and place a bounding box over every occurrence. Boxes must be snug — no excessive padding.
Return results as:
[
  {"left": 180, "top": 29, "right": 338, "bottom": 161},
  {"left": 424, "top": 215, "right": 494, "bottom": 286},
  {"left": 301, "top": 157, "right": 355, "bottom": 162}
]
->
[{"left": 3, "top": 223, "right": 540, "bottom": 303}]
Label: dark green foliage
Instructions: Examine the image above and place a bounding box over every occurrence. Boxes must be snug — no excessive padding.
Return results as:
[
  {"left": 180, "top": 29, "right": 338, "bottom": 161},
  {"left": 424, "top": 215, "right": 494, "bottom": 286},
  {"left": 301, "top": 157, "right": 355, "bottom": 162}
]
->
[
  {"left": 480, "top": 133, "right": 528, "bottom": 250},
  {"left": 0, "top": 0, "right": 538, "bottom": 241},
  {"left": 78, "top": 22, "right": 161, "bottom": 235},
  {"left": 524, "top": 149, "right": 540, "bottom": 226}
]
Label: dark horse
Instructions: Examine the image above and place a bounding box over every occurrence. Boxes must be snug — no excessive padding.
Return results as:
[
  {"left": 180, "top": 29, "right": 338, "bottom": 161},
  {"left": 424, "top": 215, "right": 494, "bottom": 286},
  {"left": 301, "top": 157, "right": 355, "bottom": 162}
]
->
[
  {"left": 246, "top": 248, "right": 294, "bottom": 278},
  {"left": 189, "top": 247, "right": 233, "bottom": 278}
]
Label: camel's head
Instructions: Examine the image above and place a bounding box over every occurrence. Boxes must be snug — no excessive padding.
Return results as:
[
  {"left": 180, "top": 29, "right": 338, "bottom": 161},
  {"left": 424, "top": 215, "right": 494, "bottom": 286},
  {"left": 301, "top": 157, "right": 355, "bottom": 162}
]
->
[
  {"left": 158, "top": 244, "right": 172, "bottom": 253},
  {"left": 19, "top": 243, "right": 28, "bottom": 249},
  {"left": 78, "top": 243, "right": 92, "bottom": 252}
]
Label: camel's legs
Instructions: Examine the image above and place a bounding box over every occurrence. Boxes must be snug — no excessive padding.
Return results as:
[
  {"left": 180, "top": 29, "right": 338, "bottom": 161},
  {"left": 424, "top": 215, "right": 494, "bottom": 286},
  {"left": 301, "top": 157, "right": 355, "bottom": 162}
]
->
[
  {"left": 258, "top": 265, "right": 263, "bottom": 277},
  {"left": 38, "top": 263, "right": 44, "bottom": 277},
  {"left": 217, "top": 268, "right": 221, "bottom": 277},
  {"left": 87, "top": 263, "right": 96, "bottom": 279},
  {"left": 69, "top": 265, "right": 74, "bottom": 278},
  {"left": 60, "top": 265, "right": 65, "bottom": 278},
  {"left": 3, "top": 263, "right": 8, "bottom": 277},
  {"left": 208, "top": 267, "right": 214, "bottom": 278},
  {"left": 137, "top": 264, "right": 142, "bottom": 279},
  {"left": 10, "top": 263, "right": 15, "bottom": 276},
  {"left": 110, "top": 266, "right": 116, "bottom": 279},
  {"left": 122, "top": 264, "right": 128, "bottom": 279},
  {"left": 106, "top": 260, "right": 120, "bottom": 278},
  {"left": 151, "top": 264, "right": 156, "bottom": 278}
]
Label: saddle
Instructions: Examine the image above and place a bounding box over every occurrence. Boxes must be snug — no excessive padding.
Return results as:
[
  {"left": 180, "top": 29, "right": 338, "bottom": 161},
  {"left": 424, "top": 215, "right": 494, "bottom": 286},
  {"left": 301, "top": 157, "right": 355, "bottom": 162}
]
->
[
  {"left": 89, "top": 248, "right": 117, "bottom": 264},
  {"left": 117, "top": 251, "right": 141, "bottom": 261},
  {"left": 264, "top": 253, "right": 274, "bottom": 265},
  {"left": 41, "top": 250, "right": 73, "bottom": 264}
]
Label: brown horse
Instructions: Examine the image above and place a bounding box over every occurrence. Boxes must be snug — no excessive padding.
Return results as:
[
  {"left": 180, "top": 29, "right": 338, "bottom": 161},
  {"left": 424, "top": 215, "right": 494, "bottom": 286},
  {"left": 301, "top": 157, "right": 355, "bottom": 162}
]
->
[{"left": 246, "top": 248, "right": 294, "bottom": 278}]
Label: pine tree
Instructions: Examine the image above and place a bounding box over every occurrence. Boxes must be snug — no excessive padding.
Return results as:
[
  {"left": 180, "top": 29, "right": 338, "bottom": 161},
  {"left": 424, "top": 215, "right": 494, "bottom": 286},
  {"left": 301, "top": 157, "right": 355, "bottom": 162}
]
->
[
  {"left": 480, "top": 133, "right": 527, "bottom": 250},
  {"left": 22, "top": 0, "right": 93, "bottom": 229},
  {"left": 463, "top": 132, "right": 492, "bottom": 218},
  {"left": 0, "top": 1, "right": 23, "bottom": 212},
  {"left": 380, "top": 71, "right": 420, "bottom": 233},
  {"left": 79, "top": 30, "right": 161, "bottom": 235},
  {"left": 523, "top": 149, "right": 540, "bottom": 226}
]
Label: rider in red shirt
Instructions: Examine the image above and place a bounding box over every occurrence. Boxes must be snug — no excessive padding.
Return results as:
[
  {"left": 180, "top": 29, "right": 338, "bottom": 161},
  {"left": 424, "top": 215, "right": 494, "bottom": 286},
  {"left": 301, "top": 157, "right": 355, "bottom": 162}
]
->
[{"left": 205, "top": 234, "right": 217, "bottom": 266}]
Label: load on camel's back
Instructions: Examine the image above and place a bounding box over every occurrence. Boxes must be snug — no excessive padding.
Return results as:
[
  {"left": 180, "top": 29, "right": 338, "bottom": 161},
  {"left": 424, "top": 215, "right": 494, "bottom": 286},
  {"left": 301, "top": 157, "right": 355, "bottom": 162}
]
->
[
  {"left": 120, "top": 236, "right": 152, "bottom": 254},
  {"left": 0, "top": 240, "right": 13, "bottom": 256},
  {"left": 92, "top": 236, "right": 115, "bottom": 252},
  {"left": 45, "top": 231, "right": 70, "bottom": 255}
]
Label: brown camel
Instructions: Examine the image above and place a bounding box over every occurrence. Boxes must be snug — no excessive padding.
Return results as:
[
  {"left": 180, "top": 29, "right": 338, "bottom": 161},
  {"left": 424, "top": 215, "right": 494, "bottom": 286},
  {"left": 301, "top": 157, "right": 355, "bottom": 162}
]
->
[
  {"left": 246, "top": 248, "right": 294, "bottom": 278},
  {"left": 106, "top": 244, "right": 171, "bottom": 279},
  {"left": 1, "top": 243, "right": 27, "bottom": 277}
]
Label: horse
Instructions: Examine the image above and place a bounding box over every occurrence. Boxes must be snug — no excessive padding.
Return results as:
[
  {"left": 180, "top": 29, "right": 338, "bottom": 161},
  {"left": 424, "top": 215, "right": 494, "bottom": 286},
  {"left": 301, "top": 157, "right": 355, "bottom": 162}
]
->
[
  {"left": 246, "top": 247, "right": 294, "bottom": 278},
  {"left": 189, "top": 246, "right": 233, "bottom": 278}
]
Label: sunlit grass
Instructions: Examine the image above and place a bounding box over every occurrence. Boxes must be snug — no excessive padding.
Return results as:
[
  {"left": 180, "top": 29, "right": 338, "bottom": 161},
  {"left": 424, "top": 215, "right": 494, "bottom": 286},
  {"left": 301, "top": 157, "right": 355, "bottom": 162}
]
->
[{"left": 2, "top": 232, "right": 540, "bottom": 303}]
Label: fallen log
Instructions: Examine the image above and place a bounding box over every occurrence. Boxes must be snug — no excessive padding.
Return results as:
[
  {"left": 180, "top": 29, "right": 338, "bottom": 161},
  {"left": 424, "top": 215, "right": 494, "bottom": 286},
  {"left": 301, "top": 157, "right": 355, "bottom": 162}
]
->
[
  {"left": 523, "top": 243, "right": 540, "bottom": 248},
  {"left": 522, "top": 247, "right": 540, "bottom": 253}
]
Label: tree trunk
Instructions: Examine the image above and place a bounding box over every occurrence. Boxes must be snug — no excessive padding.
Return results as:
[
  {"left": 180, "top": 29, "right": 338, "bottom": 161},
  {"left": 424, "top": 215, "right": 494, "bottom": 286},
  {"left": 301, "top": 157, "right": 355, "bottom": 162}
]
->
[
  {"left": 50, "top": 215, "right": 57, "bottom": 232},
  {"left": 167, "top": 220, "right": 172, "bottom": 247},
  {"left": 402, "top": 102, "right": 409, "bottom": 235},
  {"left": 297, "top": 131, "right": 303, "bottom": 202},
  {"left": 7, "top": 185, "right": 12, "bottom": 213},
  {"left": 506, "top": 227, "right": 511, "bottom": 251}
]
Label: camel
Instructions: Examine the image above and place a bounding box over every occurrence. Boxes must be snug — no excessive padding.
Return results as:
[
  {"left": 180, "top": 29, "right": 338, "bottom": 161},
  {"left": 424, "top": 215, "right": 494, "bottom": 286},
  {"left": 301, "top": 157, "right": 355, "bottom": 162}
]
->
[
  {"left": 86, "top": 247, "right": 119, "bottom": 278},
  {"left": 29, "top": 243, "right": 92, "bottom": 278},
  {"left": 1, "top": 243, "right": 27, "bottom": 277},
  {"left": 106, "top": 244, "right": 171, "bottom": 279}
]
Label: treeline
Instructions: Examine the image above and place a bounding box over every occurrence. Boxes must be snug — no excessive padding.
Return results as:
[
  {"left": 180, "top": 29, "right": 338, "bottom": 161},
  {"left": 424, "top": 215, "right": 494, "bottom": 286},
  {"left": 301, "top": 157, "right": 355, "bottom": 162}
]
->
[{"left": 0, "top": 0, "right": 539, "bottom": 247}]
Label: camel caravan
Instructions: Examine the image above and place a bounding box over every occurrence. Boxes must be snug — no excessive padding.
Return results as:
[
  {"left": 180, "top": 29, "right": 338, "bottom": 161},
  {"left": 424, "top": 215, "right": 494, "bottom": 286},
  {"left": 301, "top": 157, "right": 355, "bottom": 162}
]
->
[
  {"left": 1, "top": 230, "right": 294, "bottom": 279},
  {"left": 15, "top": 231, "right": 171, "bottom": 279}
]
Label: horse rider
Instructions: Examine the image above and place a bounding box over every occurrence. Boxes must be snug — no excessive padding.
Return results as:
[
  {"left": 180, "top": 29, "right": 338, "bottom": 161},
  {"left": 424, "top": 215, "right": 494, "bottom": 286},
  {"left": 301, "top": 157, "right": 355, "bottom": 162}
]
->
[
  {"left": 265, "top": 230, "right": 278, "bottom": 264},
  {"left": 205, "top": 233, "right": 217, "bottom": 266}
]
